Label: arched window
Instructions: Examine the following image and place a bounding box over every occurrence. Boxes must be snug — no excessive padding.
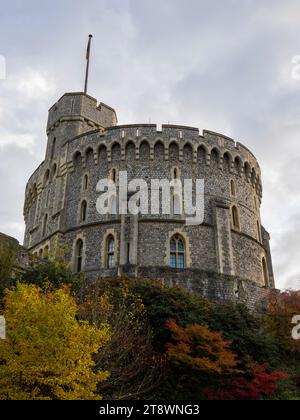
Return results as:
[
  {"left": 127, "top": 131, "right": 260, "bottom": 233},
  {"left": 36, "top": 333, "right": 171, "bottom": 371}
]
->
[
  {"left": 106, "top": 235, "right": 115, "bottom": 269},
  {"left": 75, "top": 239, "right": 84, "bottom": 273},
  {"left": 230, "top": 180, "right": 236, "bottom": 196},
  {"left": 80, "top": 200, "right": 87, "bottom": 222},
  {"left": 223, "top": 152, "right": 232, "bottom": 171},
  {"left": 210, "top": 148, "right": 220, "bottom": 168},
  {"left": 262, "top": 257, "right": 269, "bottom": 287},
  {"left": 42, "top": 214, "right": 48, "bottom": 236},
  {"left": 85, "top": 148, "right": 94, "bottom": 168},
  {"left": 73, "top": 151, "right": 82, "bottom": 169},
  {"left": 231, "top": 206, "right": 240, "bottom": 230},
  {"left": 140, "top": 141, "right": 150, "bottom": 161},
  {"left": 83, "top": 174, "right": 88, "bottom": 190},
  {"left": 244, "top": 162, "right": 251, "bottom": 181},
  {"left": 170, "top": 234, "right": 185, "bottom": 269}
]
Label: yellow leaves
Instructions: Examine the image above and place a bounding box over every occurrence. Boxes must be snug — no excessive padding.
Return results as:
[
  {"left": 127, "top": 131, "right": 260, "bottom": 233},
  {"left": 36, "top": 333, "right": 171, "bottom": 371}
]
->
[{"left": 0, "top": 283, "right": 110, "bottom": 400}]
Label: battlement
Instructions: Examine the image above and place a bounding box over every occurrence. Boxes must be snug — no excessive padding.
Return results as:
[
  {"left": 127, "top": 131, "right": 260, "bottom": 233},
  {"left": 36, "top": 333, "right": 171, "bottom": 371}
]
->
[
  {"left": 45, "top": 91, "right": 259, "bottom": 172},
  {"left": 47, "top": 92, "right": 118, "bottom": 134},
  {"left": 95, "top": 124, "right": 261, "bottom": 173},
  {"left": 27, "top": 121, "right": 262, "bottom": 196},
  {"left": 27, "top": 117, "right": 262, "bottom": 198}
]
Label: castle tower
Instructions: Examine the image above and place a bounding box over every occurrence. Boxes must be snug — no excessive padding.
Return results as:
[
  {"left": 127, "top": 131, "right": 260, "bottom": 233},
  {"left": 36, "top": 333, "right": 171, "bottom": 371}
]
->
[
  {"left": 46, "top": 92, "right": 117, "bottom": 159},
  {"left": 23, "top": 92, "right": 275, "bottom": 310}
]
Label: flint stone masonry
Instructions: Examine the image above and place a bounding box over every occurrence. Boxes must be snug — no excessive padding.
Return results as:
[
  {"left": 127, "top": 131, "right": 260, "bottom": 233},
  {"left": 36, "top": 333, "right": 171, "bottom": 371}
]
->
[
  {"left": 136, "top": 266, "right": 270, "bottom": 311},
  {"left": 23, "top": 92, "right": 275, "bottom": 310}
]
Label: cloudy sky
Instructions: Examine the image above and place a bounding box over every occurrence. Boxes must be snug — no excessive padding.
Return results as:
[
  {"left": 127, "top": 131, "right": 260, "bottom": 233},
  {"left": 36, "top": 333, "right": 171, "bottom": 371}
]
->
[{"left": 0, "top": 0, "right": 299, "bottom": 290}]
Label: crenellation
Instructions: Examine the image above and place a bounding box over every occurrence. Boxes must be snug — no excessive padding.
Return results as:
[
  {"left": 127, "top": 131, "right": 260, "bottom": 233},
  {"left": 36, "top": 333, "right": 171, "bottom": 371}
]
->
[{"left": 23, "top": 93, "right": 275, "bottom": 310}]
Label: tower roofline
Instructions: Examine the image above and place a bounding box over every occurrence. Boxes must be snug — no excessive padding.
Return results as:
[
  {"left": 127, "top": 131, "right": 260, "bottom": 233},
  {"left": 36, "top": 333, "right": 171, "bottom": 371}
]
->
[
  {"left": 48, "top": 92, "right": 117, "bottom": 115},
  {"left": 48, "top": 92, "right": 96, "bottom": 111},
  {"left": 98, "top": 101, "right": 117, "bottom": 113}
]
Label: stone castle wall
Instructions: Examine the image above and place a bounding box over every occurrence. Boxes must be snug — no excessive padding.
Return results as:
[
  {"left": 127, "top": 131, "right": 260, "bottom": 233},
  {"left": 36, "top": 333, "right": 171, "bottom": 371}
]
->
[{"left": 23, "top": 92, "right": 275, "bottom": 308}]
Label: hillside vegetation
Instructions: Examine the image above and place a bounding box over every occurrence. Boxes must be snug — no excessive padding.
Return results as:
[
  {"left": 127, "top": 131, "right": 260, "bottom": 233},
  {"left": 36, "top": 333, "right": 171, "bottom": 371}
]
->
[{"left": 0, "top": 249, "right": 300, "bottom": 400}]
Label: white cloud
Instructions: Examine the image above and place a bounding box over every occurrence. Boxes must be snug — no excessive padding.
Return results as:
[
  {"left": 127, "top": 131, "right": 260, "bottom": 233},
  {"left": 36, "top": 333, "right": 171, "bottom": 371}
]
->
[
  {"left": 1, "top": 68, "right": 56, "bottom": 101},
  {"left": 11, "top": 70, "right": 56, "bottom": 99},
  {"left": 0, "top": 132, "right": 36, "bottom": 149}
]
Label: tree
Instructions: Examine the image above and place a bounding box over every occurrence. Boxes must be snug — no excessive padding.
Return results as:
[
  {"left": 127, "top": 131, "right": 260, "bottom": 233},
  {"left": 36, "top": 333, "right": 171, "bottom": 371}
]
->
[
  {"left": 1, "top": 241, "right": 80, "bottom": 306},
  {"left": 207, "top": 303, "right": 281, "bottom": 366},
  {"left": 205, "top": 363, "right": 288, "bottom": 400},
  {"left": 79, "top": 278, "right": 165, "bottom": 400},
  {"left": 0, "top": 283, "right": 110, "bottom": 400},
  {"left": 166, "top": 320, "right": 238, "bottom": 375},
  {"left": 125, "top": 278, "right": 210, "bottom": 350},
  {"left": 263, "top": 290, "right": 300, "bottom": 354},
  {"left": 0, "top": 238, "right": 17, "bottom": 303},
  {"left": 20, "top": 252, "right": 80, "bottom": 292},
  {"left": 158, "top": 320, "right": 238, "bottom": 399}
]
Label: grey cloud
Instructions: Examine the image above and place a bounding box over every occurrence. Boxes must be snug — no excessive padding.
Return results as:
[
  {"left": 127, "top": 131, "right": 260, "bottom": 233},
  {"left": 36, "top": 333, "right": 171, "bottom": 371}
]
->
[{"left": 0, "top": 0, "right": 299, "bottom": 289}]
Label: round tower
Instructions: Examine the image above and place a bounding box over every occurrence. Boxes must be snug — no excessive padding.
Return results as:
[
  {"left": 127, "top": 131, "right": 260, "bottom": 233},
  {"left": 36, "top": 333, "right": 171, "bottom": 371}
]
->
[{"left": 23, "top": 93, "right": 275, "bottom": 309}]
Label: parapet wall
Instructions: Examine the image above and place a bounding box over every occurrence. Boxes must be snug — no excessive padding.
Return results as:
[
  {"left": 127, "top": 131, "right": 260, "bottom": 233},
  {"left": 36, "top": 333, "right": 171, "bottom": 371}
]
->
[
  {"left": 126, "top": 265, "right": 270, "bottom": 311},
  {"left": 25, "top": 123, "right": 262, "bottom": 198}
]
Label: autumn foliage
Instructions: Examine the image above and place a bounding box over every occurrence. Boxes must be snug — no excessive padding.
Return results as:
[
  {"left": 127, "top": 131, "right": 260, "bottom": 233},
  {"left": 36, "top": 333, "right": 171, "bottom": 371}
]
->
[
  {"left": 0, "top": 283, "right": 110, "bottom": 400},
  {"left": 166, "top": 321, "right": 237, "bottom": 375},
  {"left": 205, "top": 364, "right": 289, "bottom": 400},
  {"left": 0, "top": 256, "right": 298, "bottom": 400},
  {"left": 78, "top": 279, "right": 165, "bottom": 400},
  {"left": 263, "top": 290, "right": 300, "bottom": 353}
]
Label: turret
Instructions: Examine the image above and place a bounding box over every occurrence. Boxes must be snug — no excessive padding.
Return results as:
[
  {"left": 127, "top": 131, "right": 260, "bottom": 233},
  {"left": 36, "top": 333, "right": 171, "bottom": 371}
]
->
[{"left": 45, "top": 92, "right": 117, "bottom": 159}]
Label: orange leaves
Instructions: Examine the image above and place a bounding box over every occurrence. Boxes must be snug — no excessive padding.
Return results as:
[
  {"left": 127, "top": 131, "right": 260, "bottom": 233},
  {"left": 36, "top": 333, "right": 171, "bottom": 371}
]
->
[
  {"left": 166, "top": 320, "right": 289, "bottom": 400},
  {"left": 166, "top": 320, "right": 238, "bottom": 375}
]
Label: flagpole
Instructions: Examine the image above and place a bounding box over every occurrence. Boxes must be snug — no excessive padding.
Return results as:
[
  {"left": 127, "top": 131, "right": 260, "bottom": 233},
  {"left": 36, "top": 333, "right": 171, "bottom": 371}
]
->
[{"left": 84, "top": 34, "right": 93, "bottom": 95}]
